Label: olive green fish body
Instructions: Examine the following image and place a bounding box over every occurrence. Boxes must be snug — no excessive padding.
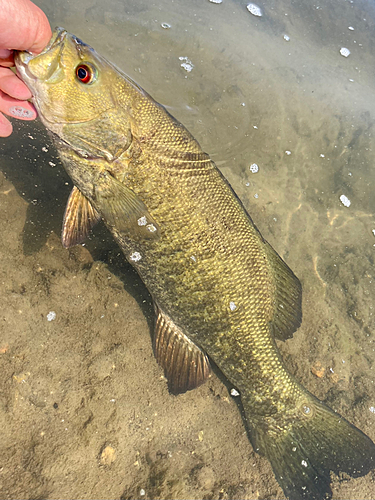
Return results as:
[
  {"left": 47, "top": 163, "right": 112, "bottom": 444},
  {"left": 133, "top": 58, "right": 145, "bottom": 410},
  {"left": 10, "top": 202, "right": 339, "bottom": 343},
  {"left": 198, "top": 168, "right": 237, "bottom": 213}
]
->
[{"left": 15, "top": 29, "right": 375, "bottom": 500}]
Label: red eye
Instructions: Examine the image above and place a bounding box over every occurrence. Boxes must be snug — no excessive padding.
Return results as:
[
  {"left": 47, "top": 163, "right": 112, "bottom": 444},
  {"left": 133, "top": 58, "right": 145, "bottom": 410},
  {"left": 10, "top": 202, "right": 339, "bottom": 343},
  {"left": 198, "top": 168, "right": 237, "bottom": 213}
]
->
[{"left": 76, "top": 64, "right": 95, "bottom": 84}]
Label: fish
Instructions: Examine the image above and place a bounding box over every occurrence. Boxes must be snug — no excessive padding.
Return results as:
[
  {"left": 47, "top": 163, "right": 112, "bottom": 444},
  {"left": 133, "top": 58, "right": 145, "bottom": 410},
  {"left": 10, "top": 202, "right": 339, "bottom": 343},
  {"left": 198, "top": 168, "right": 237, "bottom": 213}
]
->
[{"left": 15, "top": 28, "right": 375, "bottom": 500}]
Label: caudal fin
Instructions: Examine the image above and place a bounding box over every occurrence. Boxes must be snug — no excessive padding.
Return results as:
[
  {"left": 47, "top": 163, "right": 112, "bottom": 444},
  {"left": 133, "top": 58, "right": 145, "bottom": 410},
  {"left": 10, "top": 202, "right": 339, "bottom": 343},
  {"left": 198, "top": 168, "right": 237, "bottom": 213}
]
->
[{"left": 248, "top": 396, "right": 375, "bottom": 500}]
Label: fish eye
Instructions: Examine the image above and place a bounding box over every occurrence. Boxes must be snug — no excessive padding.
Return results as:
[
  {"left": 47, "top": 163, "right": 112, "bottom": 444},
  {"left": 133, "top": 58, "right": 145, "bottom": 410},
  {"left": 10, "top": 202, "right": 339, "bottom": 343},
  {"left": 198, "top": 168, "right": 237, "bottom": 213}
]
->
[{"left": 75, "top": 63, "right": 96, "bottom": 84}]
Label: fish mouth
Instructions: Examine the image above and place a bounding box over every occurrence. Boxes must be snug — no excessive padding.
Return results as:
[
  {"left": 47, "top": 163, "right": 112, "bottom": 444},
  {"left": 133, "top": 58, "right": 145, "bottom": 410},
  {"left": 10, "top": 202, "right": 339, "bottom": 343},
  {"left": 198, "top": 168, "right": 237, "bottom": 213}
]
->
[{"left": 15, "top": 27, "right": 67, "bottom": 69}]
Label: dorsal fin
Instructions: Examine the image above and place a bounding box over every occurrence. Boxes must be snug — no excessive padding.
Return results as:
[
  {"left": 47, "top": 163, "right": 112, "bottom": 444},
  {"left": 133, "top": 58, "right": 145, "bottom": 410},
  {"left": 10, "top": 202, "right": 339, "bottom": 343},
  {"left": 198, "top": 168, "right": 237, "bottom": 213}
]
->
[
  {"left": 153, "top": 307, "right": 211, "bottom": 394},
  {"left": 263, "top": 241, "right": 302, "bottom": 341},
  {"left": 62, "top": 186, "right": 100, "bottom": 248}
]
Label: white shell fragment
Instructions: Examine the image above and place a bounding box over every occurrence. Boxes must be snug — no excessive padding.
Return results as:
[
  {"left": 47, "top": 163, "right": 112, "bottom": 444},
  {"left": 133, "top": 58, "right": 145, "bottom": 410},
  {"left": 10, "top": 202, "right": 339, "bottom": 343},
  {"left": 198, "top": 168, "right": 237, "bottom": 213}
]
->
[
  {"left": 247, "top": 3, "right": 263, "bottom": 17},
  {"left": 249, "top": 163, "right": 259, "bottom": 173},
  {"left": 179, "top": 56, "right": 194, "bottom": 72},
  {"left": 209, "top": 0, "right": 223, "bottom": 3},
  {"left": 130, "top": 251, "right": 142, "bottom": 262},
  {"left": 340, "top": 47, "right": 351, "bottom": 58},
  {"left": 47, "top": 311, "right": 56, "bottom": 321},
  {"left": 229, "top": 301, "right": 237, "bottom": 311},
  {"left": 230, "top": 388, "right": 240, "bottom": 396},
  {"left": 283, "top": 34, "right": 290, "bottom": 42},
  {"left": 339, "top": 194, "right": 351, "bottom": 207},
  {"left": 161, "top": 23, "right": 171, "bottom": 29}
]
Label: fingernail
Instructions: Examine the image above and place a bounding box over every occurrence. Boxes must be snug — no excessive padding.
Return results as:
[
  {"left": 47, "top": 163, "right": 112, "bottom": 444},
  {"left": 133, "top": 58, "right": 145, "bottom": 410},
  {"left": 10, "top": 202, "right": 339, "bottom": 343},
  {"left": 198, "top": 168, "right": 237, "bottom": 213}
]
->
[
  {"left": 9, "top": 106, "right": 35, "bottom": 118},
  {"left": 0, "top": 49, "right": 12, "bottom": 59}
]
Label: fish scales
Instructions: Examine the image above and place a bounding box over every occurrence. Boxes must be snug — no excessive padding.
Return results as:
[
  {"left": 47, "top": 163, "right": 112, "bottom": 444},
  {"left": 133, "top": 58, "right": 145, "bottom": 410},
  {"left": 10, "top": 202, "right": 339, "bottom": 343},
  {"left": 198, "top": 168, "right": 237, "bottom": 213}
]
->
[{"left": 15, "top": 28, "right": 375, "bottom": 500}]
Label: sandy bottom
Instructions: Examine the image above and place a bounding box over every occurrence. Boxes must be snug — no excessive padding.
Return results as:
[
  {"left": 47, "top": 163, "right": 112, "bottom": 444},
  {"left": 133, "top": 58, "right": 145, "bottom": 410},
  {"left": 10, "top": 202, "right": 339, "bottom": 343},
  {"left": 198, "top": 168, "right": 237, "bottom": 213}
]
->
[{"left": 1, "top": 114, "right": 375, "bottom": 500}]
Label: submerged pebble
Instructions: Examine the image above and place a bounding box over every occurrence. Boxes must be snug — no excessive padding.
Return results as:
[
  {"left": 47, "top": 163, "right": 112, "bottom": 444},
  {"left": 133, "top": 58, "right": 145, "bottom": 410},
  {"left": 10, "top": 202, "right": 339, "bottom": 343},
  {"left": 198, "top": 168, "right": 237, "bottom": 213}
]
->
[
  {"left": 230, "top": 388, "right": 240, "bottom": 396},
  {"left": 339, "top": 194, "right": 351, "bottom": 207},
  {"left": 340, "top": 47, "right": 350, "bottom": 58},
  {"left": 247, "top": 3, "right": 263, "bottom": 17},
  {"left": 46, "top": 311, "right": 56, "bottom": 322}
]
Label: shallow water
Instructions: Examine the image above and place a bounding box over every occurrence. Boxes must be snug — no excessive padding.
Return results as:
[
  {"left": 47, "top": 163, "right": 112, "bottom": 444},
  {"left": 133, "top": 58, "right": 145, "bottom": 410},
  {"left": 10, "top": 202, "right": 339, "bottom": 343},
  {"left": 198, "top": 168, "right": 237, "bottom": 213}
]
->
[{"left": 1, "top": 0, "right": 375, "bottom": 498}]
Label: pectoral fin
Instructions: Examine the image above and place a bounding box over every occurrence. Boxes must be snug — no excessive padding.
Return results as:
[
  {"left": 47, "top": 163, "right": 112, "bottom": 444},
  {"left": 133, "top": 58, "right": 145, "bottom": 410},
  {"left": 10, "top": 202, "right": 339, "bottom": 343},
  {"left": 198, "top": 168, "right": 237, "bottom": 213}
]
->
[
  {"left": 94, "top": 171, "right": 159, "bottom": 240},
  {"left": 154, "top": 306, "right": 211, "bottom": 394},
  {"left": 62, "top": 186, "right": 101, "bottom": 248}
]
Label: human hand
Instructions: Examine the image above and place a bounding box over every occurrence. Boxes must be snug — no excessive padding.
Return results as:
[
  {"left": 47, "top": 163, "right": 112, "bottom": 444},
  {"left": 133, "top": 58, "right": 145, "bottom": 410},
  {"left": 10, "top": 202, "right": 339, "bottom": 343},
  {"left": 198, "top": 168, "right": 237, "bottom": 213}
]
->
[{"left": 0, "top": 0, "right": 51, "bottom": 136}]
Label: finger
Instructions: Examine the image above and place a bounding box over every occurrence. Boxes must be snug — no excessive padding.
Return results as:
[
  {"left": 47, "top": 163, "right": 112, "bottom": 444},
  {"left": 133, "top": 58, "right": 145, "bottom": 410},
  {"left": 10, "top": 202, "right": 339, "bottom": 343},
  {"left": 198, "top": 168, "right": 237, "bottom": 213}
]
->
[
  {"left": 0, "top": 68, "right": 32, "bottom": 100},
  {"left": 0, "top": 112, "right": 13, "bottom": 137},
  {"left": 0, "top": 0, "right": 52, "bottom": 54},
  {"left": 0, "top": 50, "right": 14, "bottom": 68},
  {"left": 0, "top": 89, "right": 36, "bottom": 121}
]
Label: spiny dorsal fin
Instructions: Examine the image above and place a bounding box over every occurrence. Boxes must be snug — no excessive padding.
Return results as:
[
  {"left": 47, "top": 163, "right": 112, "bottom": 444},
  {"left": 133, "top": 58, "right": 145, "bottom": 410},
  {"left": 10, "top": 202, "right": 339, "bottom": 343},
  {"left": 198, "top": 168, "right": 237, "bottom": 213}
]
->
[
  {"left": 263, "top": 241, "right": 302, "bottom": 341},
  {"left": 62, "top": 186, "right": 100, "bottom": 248},
  {"left": 94, "top": 170, "right": 159, "bottom": 240},
  {"left": 154, "top": 307, "right": 211, "bottom": 394}
]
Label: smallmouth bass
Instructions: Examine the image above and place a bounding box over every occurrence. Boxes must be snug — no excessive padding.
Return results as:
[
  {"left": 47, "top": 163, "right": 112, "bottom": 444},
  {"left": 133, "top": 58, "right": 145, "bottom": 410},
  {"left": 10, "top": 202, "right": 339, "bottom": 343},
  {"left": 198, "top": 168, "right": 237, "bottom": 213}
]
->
[{"left": 15, "top": 28, "right": 375, "bottom": 500}]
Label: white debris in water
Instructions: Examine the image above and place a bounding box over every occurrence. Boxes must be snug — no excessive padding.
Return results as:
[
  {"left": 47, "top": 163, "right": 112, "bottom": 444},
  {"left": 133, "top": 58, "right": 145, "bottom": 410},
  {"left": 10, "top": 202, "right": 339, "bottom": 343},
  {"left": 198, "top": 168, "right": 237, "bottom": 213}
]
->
[
  {"left": 49, "top": 161, "right": 56, "bottom": 167},
  {"left": 319, "top": 154, "right": 325, "bottom": 158},
  {"left": 140, "top": 489, "right": 146, "bottom": 497},
  {"left": 230, "top": 388, "right": 240, "bottom": 396},
  {"left": 349, "top": 78, "right": 354, "bottom": 82},
  {"left": 339, "top": 194, "right": 351, "bottom": 207},
  {"left": 130, "top": 251, "right": 142, "bottom": 262},
  {"left": 249, "top": 163, "right": 259, "bottom": 173},
  {"left": 41, "top": 146, "right": 48, "bottom": 152},
  {"left": 285, "top": 150, "right": 291, "bottom": 155},
  {"left": 191, "top": 255, "right": 197, "bottom": 262},
  {"left": 209, "top": 0, "right": 223, "bottom": 3},
  {"left": 229, "top": 301, "right": 237, "bottom": 311},
  {"left": 179, "top": 56, "right": 194, "bottom": 72},
  {"left": 283, "top": 34, "right": 290, "bottom": 42},
  {"left": 372, "top": 229, "right": 375, "bottom": 236},
  {"left": 245, "top": 182, "right": 250, "bottom": 187},
  {"left": 348, "top": 26, "right": 354, "bottom": 31},
  {"left": 241, "top": 102, "right": 246, "bottom": 107},
  {"left": 292, "top": 447, "right": 297, "bottom": 452},
  {"left": 301, "top": 460, "right": 308, "bottom": 467},
  {"left": 247, "top": 3, "right": 263, "bottom": 17},
  {"left": 254, "top": 193, "right": 259, "bottom": 199},
  {"left": 47, "top": 311, "right": 56, "bottom": 322},
  {"left": 370, "top": 406, "right": 375, "bottom": 414},
  {"left": 161, "top": 22, "right": 171, "bottom": 29},
  {"left": 137, "top": 216, "right": 147, "bottom": 226},
  {"left": 340, "top": 47, "right": 351, "bottom": 58},
  {"left": 146, "top": 223, "right": 157, "bottom": 233}
]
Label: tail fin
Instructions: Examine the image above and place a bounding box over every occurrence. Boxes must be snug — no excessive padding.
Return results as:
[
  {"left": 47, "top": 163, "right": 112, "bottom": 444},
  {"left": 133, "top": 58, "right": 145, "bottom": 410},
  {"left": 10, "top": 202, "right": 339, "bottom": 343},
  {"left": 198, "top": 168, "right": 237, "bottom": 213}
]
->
[{"left": 247, "top": 396, "right": 375, "bottom": 500}]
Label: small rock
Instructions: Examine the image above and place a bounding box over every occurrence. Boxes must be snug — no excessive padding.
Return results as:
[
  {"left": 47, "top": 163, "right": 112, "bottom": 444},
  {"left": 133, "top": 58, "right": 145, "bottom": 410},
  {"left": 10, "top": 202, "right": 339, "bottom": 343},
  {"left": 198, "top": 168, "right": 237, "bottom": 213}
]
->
[
  {"left": 100, "top": 445, "right": 116, "bottom": 466},
  {"left": 311, "top": 361, "right": 325, "bottom": 378}
]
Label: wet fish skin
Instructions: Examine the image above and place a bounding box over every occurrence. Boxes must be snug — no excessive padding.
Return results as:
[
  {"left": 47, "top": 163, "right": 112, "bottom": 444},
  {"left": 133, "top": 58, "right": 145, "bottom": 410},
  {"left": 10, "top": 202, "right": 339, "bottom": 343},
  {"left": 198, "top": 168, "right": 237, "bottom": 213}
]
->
[{"left": 15, "top": 28, "right": 375, "bottom": 500}]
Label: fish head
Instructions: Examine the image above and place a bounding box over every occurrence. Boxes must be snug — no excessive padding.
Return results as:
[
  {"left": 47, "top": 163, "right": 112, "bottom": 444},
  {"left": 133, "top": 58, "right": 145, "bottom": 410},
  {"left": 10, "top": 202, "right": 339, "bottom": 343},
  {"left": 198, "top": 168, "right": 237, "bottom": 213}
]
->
[{"left": 15, "top": 27, "right": 135, "bottom": 164}]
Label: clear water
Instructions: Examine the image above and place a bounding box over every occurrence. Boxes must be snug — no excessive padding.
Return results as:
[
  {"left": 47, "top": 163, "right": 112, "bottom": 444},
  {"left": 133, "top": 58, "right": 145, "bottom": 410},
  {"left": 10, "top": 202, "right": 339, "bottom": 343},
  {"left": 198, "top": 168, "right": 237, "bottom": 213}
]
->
[{"left": 1, "top": 0, "right": 375, "bottom": 498}]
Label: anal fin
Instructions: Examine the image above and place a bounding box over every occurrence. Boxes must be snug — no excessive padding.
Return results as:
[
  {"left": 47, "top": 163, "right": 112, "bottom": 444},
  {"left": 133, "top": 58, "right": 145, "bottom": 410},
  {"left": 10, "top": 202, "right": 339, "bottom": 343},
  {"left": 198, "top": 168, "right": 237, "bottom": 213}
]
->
[
  {"left": 154, "top": 307, "right": 211, "bottom": 394},
  {"left": 62, "top": 186, "right": 100, "bottom": 248}
]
